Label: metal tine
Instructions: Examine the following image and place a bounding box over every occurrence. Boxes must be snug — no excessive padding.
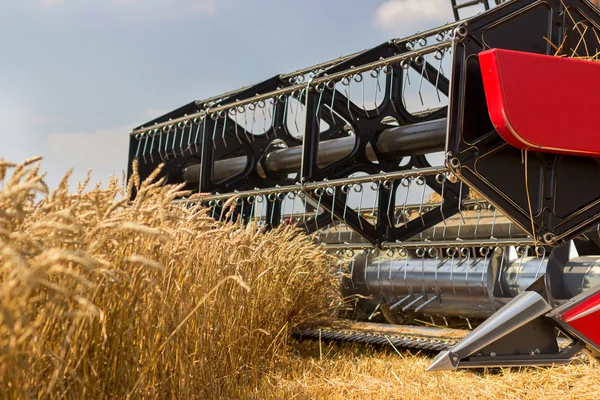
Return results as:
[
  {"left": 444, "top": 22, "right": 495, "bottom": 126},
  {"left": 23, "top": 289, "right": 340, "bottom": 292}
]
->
[
  {"left": 210, "top": 113, "right": 220, "bottom": 150},
  {"left": 473, "top": 202, "right": 483, "bottom": 239},
  {"left": 269, "top": 97, "right": 276, "bottom": 136},
  {"left": 315, "top": 187, "right": 324, "bottom": 231},
  {"left": 287, "top": 192, "right": 297, "bottom": 226},
  {"left": 149, "top": 131, "right": 155, "bottom": 163},
  {"left": 385, "top": 179, "right": 395, "bottom": 228},
  {"left": 387, "top": 64, "right": 398, "bottom": 114},
  {"left": 267, "top": 193, "right": 275, "bottom": 226},
  {"left": 239, "top": 197, "right": 245, "bottom": 227},
  {"left": 402, "top": 249, "right": 409, "bottom": 293},
  {"left": 355, "top": 183, "right": 364, "bottom": 230},
  {"left": 480, "top": 246, "right": 489, "bottom": 294},
  {"left": 258, "top": 195, "right": 266, "bottom": 227},
  {"left": 371, "top": 67, "right": 382, "bottom": 116},
  {"left": 172, "top": 123, "right": 179, "bottom": 156},
  {"left": 282, "top": 91, "right": 290, "bottom": 133},
  {"left": 301, "top": 191, "right": 307, "bottom": 224},
  {"left": 489, "top": 203, "right": 497, "bottom": 239},
  {"left": 456, "top": 181, "right": 466, "bottom": 238},
  {"left": 185, "top": 122, "right": 193, "bottom": 155},
  {"left": 357, "top": 72, "right": 369, "bottom": 118},
  {"left": 134, "top": 134, "right": 143, "bottom": 160},
  {"left": 251, "top": 101, "right": 258, "bottom": 136},
  {"left": 534, "top": 246, "right": 546, "bottom": 281},
  {"left": 292, "top": 89, "right": 301, "bottom": 135},
  {"left": 315, "top": 84, "right": 325, "bottom": 132},
  {"left": 340, "top": 184, "right": 351, "bottom": 243},
  {"left": 221, "top": 110, "right": 229, "bottom": 148},
  {"left": 436, "top": 173, "right": 448, "bottom": 239},
  {"left": 248, "top": 195, "right": 256, "bottom": 225},
  {"left": 178, "top": 121, "right": 186, "bottom": 156},
  {"left": 434, "top": 49, "right": 446, "bottom": 102},
  {"left": 417, "top": 55, "right": 428, "bottom": 106},
  {"left": 157, "top": 129, "right": 164, "bottom": 160},
  {"left": 448, "top": 247, "right": 457, "bottom": 294},
  {"left": 323, "top": 186, "right": 336, "bottom": 237},
  {"left": 195, "top": 116, "right": 205, "bottom": 154},
  {"left": 401, "top": 60, "right": 411, "bottom": 108},
  {"left": 386, "top": 248, "right": 395, "bottom": 291},
  {"left": 463, "top": 247, "right": 472, "bottom": 295},
  {"left": 141, "top": 133, "right": 149, "bottom": 164},
  {"left": 349, "top": 251, "right": 356, "bottom": 290},
  {"left": 370, "top": 181, "right": 380, "bottom": 221},
  {"left": 242, "top": 104, "right": 251, "bottom": 143},
  {"left": 328, "top": 80, "right": 337, "bottom": 125},
  {"left": 229, "top": 109, "right": 242, "bottom": 145},
  {"left": 163, "top": 126, "right": 170, "bottom": 159},
  {"left": 417, "top": 175, "right": 427, "bottom": 226},
  {"left": 398, "top": 177, "right": 412, "bottom": 228},
  {"left": 515, "top": 245, "right": 527, "bottom": 287},
  {"left": 342, "top": 75, "right": 354, "bottom": 121},
  {"left": 259, "top": 99, "right": 267, "bottom": 136}
]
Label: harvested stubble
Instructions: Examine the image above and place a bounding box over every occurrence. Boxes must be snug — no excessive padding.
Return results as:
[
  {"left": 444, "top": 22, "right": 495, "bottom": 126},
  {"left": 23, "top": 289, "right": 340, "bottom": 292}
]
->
[
  {"left": 258, "top": 341, "right": 600, "bottom": 400},
  {"left": 0, "top": 157, "right": 339, "bottom": 399}
]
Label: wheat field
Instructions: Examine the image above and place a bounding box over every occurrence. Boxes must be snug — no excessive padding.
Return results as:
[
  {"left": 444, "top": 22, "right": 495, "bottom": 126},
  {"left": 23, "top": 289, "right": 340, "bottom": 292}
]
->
[{"left": 1, "top": 157, "right": 600, "bottom": 399}]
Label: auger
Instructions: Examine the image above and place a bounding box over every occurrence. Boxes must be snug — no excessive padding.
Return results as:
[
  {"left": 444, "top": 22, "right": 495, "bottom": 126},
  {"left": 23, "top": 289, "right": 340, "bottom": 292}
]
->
[{"left": 127, "top": 0, "right": 600, "bottom": 371}]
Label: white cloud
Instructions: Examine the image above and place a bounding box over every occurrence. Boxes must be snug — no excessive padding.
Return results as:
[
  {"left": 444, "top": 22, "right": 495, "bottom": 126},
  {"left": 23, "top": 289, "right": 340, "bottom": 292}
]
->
[
  {"left": 45, "top": 124, "right": 131, "bottom": 189},
  {"left": 374, "top": 0, "right": 453, "bottom": 36}
]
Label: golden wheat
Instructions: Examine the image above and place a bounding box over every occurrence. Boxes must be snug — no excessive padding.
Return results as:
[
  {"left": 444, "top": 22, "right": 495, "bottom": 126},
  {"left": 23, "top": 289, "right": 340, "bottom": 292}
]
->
[{"left": 0, "top": 158, "right": 339, "bottom": 399}]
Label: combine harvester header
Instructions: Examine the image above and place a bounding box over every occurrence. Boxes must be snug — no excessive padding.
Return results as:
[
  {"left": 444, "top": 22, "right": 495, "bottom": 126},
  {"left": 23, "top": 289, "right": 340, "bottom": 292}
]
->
[{"left": 127, "top": 0, "right": 600, "bottom": 371}]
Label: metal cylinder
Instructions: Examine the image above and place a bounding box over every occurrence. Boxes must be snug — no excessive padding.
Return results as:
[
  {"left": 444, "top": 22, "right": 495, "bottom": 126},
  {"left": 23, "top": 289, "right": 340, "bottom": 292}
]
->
[
  {"left": 500, "top": 256, "right": 548, "bottom": 297},
  {"left": 562, "top": 256, "right": 600, "bottom": 298},
  {"left": 376, "top": 119, "right": 448, "bottom": 157},
  {"left": 343, "top": 252, "right": 500, "bottom": 318},
  {"left": 343, "top": 252, "right": 600, "bottom": 321},
  {"left": 182, "top": 118, "right": 447, "bottom": 183}
]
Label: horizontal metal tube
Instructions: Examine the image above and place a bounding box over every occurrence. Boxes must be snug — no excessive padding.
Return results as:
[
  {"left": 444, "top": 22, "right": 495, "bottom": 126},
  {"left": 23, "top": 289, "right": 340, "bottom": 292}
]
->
[
  {"left": 183, "top": 118, "right": 447, "bottom": 183},
  {"left": 376, "top": 119, "right": 448, "bottom": 157},
  {"left": 263, "top": 136, "right": 375, "bottom": 174}
]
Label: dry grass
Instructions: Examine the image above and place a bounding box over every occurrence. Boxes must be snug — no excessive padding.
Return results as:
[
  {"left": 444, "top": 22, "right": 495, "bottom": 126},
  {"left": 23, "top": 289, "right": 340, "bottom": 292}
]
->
[
  {"left": 0, "top": 157, "right": 339, "bottom": 399},
  {"left": 260, "top": 342, "right": 600, "bottom": 400}
]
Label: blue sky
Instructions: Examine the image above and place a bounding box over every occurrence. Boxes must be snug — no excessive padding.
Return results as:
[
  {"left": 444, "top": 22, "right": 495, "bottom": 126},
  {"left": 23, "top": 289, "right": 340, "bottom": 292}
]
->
[{"left": 0, "top": 0, "right": 478, "bottom": 189}]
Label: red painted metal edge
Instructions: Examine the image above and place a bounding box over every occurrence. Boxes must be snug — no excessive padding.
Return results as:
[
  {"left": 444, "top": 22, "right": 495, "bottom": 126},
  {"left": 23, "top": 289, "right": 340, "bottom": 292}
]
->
[{"left": 479, "top": 48, "right": 600, "bottom": 157}]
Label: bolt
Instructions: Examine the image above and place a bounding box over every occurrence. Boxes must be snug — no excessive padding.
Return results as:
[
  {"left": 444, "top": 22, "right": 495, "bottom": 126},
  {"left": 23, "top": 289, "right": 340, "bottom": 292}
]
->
[{"left": 490, "top": 352, "right": 496, "bottom": 357}]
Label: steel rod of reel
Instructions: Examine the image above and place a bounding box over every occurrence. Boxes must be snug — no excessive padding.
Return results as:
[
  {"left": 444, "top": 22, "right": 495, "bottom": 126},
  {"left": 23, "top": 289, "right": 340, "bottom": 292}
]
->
[
  {"left": 326, "top": 238, "right": 536, "bottom": 251},
  {"left": 182, "top": 118, "right": 447, "bottom": 183},
  {"left": 182, "top": 166, "right": 449, "bottom": 204}
]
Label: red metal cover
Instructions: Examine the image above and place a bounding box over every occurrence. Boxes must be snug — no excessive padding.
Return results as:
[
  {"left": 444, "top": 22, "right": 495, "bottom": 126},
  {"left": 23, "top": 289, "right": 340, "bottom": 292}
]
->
[
  {"left": 560, "top": 291, "right": 600, "bottom": 347},
  {"left": 550, "top": 285, "right": 600, "bottom": 355},
  {"left": 479, "top": 48, "right": 600, "bottom": 157}
]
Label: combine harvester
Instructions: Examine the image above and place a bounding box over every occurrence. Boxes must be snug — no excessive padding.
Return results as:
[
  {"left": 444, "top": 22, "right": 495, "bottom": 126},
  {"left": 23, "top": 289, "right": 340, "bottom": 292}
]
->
[{"left": 127, "top": 0, "right": 600, "bottom": 371}]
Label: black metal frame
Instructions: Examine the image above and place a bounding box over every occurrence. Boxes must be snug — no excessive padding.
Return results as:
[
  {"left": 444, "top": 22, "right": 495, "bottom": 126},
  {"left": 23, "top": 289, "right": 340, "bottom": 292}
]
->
[
  {"left": 128, "top": 0, "right": 600, "bottom": 249},
  {"left": 446, "top": 0, "right": 600, "bottom": 247},
  {"left": 128, "top": 32, "right": 464, "bottom": 247}
]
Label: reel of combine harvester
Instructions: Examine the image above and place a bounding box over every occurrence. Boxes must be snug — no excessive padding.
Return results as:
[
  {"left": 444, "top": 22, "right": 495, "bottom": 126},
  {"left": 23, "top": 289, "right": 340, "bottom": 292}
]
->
[{"left": 127, "top": 0, "right": 600, "bottom": 371}]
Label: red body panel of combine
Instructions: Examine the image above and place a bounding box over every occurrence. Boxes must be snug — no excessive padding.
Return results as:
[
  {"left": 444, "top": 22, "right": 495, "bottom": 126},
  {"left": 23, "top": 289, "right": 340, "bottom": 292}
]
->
[{"left": 479, "top": 48, "right": 600, "bottom": 157}]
